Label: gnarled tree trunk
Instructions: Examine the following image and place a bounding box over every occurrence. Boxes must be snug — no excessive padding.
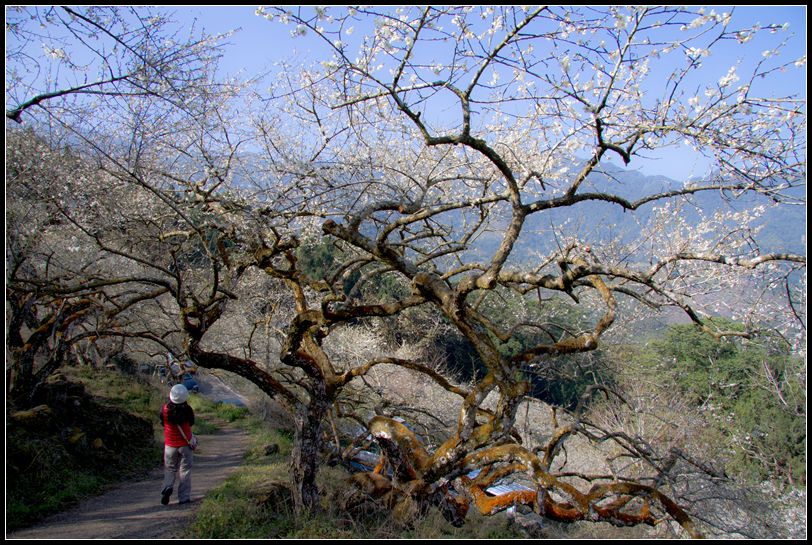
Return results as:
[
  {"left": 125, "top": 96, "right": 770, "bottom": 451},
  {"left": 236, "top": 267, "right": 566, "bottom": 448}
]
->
[{"left": 290, "top": 391, "right": 329, "bottom": 514}]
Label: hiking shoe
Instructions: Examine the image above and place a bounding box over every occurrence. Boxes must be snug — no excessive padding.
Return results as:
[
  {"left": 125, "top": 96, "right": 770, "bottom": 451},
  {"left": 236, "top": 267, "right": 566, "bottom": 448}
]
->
[{"left": 161, "top": 487, "right": 172, "bottom": 506}]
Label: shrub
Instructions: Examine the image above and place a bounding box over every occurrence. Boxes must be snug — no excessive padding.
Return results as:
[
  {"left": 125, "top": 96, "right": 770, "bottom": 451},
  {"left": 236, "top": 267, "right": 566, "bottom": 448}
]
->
[{"left": 648, "top": 322, "right": 806, "bottom": 487}]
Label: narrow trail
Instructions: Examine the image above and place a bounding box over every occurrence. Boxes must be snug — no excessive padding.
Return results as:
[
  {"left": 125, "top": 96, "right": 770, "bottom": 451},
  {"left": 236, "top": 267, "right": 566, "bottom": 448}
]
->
[
  {"left": 8, "top": 424, "right": 251, "bottom": 540},
  {"left": 8, "top": 374, "right": 253, "bottom": 540}
]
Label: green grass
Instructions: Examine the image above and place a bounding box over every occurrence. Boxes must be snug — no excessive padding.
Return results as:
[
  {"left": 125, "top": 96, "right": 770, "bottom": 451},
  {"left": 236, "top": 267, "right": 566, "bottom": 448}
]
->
[
  {"left": 188, "top": 456, "right": 525, "bottom": 539},
  {"left": 65, "top": 365, "right": 165, "bottom": 418},
  {"left": 184, "top": 409, "right": 526, "bottom": 539},
  {"left": 185, "top": 420, "right": 297, "bottom": 538},
  {"left": 9, "top": 365, "right": 525, "bottom": 538},
  {"left": 187, "top": 395, "right": 251, "bottom": 434},
  {"left": 7, "top": 467, "right": 106, "bottom": 528},
  {"left": 189, "top": 463, "right": 297, "bottom": 538},
  {"left": 7, "top": 365, "right": 164, "bottom": 531}
]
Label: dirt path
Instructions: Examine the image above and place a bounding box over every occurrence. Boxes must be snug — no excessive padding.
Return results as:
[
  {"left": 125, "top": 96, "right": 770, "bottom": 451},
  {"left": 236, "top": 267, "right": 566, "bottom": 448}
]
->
[{"left": 7, "top": 395, "right": 252, "bottom": 539}]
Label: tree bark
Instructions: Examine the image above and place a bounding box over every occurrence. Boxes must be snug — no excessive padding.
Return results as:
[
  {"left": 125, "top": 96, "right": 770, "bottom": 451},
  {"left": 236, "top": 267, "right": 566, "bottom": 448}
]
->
[{"left": 290, "top": 393, "right": 329, "bottom": 514}]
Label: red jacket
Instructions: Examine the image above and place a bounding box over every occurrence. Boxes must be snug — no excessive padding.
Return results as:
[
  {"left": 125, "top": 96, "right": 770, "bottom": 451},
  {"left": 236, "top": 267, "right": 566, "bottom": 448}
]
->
[{"left": 160, "top": 403, "right": 195, "bottom": 448}]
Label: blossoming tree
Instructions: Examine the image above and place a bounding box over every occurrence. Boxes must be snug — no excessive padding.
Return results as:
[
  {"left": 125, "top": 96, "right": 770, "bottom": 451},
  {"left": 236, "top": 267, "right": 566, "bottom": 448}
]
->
[
  {"left": 5, "top": 5, "right": 806, "bottom": 537},
  {"left": 262, "top": 5, "right": 806, "bottom": 536}
]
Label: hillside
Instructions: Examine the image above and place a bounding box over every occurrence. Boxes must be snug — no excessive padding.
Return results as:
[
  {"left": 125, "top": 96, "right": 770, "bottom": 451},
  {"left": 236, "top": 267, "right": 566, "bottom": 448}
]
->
[
  {"left": 516, "top": 163, "right": 806, "bottom": 257},
  {"left": 6, "top": 367, "right": 162, "bottom": 531},
  {"left": 6, "top": 367, "right": 254, "bottom": 539}
]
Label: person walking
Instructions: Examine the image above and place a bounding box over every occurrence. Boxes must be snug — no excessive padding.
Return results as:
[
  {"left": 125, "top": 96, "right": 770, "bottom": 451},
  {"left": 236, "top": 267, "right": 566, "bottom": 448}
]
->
[{"left": 160, "top": 384, "right": 196, "bottom": 505}]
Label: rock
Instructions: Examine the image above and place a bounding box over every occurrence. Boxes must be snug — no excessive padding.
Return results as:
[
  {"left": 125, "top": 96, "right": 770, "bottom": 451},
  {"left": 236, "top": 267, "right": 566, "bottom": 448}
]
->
[
  {"left": 508, "top": 510, "right": 546, "bottom": 538},
  {"left": 31, "top": 373, "right": 87, "bottom": 409},
  {"left": 264, "top": 443, "right": 280, "bottom": 456},
  {"left": 10, "top": 404, "right": 54, "bottom": 427},
  {"left": 67, "top": 427, "right": 86, "bottom": 445},
  {"left": 247, "top": 480, "right": 294, "bottom": 510}
]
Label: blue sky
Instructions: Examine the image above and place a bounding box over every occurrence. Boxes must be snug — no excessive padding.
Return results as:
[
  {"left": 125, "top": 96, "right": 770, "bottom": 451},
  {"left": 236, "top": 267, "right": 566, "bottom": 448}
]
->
[
  {"left": 171, "top": 6, "right": 807, "bottom": 78},
  {"left": 7, "top": 5, "right": 806, "bottom": 182},
  {"left": 165, "top": 5, "right": 807, "bottom": 181}
]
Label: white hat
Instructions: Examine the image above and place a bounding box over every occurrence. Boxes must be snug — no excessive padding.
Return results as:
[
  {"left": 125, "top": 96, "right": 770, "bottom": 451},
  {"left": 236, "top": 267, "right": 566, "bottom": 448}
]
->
[{"left": 170, "top": 384, "right": 189, "bottom": 404}]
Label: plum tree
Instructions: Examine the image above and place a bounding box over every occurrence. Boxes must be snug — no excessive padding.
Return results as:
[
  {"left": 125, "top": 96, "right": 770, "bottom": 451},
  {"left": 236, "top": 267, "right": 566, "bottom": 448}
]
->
[{"left": 6, "top": 5, "right": 805, "bottom": 536}]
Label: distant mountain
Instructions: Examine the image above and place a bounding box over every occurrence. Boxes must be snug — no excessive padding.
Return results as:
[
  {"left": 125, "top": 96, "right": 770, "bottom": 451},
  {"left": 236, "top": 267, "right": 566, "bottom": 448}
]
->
[
  {"left": 513, "top": 164, "right": 806, "bottom": 258},
  {"left": 227, "top": 152, "right": 806, "bottom": 259}
]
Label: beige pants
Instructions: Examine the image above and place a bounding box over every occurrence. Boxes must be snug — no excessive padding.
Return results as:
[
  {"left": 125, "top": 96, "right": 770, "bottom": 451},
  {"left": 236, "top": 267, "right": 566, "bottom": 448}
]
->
[{"left": 162, "top": 445, "right": 193, "bottom": 503}]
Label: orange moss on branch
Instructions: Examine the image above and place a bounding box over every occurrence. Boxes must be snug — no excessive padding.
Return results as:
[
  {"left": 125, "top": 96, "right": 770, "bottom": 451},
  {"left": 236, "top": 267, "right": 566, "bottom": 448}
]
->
[
  {"left": 458, "top": 443, "right": 702, "bottom": 537},
  {"left": 373, "top": 453, "right": 387, "bottom": 475},
  {"left": 349, "top": 471, "right": 396, "bottom": 501},
  {"left": 462, "top": 472, "right": 687, "bottom": 533},
  {"left": 364, "top": 416, "right": 702, "bottom": 537},
  {"left": 369, "top": 416, "right": 431, "bottom": 470}
]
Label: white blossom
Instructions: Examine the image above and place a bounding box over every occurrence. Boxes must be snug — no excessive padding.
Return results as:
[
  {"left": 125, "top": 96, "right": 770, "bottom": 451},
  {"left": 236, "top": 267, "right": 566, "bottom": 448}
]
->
[
  {"left": 718, "top": 66, "right": 739, "bottom": 87},
  {"left": 42, "top": 44, "right": 68, "bottom": 60},
  {"left": 685, "top": 47, "right": 710, "bottom": 60}
]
